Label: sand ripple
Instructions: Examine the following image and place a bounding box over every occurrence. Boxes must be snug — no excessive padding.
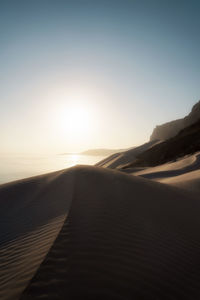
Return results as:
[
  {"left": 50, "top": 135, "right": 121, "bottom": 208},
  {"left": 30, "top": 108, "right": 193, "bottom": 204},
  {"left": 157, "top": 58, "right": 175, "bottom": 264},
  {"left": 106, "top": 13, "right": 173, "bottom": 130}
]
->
[{"left": 22, "top": 166, "right": 200, "bottom": 299}]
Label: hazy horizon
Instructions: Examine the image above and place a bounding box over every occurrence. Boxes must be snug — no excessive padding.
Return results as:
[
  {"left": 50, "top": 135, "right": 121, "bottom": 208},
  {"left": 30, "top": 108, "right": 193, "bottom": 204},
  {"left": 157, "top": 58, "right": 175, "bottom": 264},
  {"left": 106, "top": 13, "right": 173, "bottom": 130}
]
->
[{"left": 1, "top": 0, "right": 200, "bottom": 154}]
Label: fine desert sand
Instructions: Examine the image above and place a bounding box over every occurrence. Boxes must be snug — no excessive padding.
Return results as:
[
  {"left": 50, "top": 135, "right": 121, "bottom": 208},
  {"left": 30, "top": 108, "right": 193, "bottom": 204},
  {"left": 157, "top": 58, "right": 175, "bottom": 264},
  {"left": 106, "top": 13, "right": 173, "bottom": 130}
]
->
[
  {"left": 0, "top": 157, "right": 200, "bottom": 299},
  {"left": 1, "top": 102, "right": 200, "bottom": 299}
]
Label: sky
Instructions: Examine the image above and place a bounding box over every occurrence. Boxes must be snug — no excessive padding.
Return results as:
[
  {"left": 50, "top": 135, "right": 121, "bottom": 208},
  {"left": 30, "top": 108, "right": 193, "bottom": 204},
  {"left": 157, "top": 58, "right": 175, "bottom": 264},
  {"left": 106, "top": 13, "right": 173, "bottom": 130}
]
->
[{"left": 1, "top": 0, "right": 200, "bottom": 154}]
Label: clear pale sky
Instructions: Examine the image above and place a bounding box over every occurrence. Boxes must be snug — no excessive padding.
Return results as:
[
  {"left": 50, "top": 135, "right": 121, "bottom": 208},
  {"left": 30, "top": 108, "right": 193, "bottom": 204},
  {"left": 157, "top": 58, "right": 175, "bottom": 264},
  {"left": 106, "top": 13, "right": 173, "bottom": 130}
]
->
[{"left": 1, "top": 0, "right": 200, "bottom": 154}]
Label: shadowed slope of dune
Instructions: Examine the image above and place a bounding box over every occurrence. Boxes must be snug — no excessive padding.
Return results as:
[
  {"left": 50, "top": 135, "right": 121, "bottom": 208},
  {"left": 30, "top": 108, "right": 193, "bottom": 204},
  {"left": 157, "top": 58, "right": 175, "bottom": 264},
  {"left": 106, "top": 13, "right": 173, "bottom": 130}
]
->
[
  {"left": 21, "top": 166, "right": 200, "bottom": 300},
  {"left": 0, "top": 169, "right": 75, "bottom": 300}
]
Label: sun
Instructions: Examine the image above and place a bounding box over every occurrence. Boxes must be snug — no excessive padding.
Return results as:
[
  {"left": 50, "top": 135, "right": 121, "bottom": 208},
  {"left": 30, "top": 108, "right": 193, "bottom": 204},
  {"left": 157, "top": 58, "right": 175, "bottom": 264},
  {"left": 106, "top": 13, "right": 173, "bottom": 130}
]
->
[
  {"left": 64, "top": 105, "right": 91, "bottom": 135},
  {"left": 48, "top": 87, "right": 99, "bottom": 150},
  {"left": 56, "top": 103, "right": 93, "bottom": 140}
]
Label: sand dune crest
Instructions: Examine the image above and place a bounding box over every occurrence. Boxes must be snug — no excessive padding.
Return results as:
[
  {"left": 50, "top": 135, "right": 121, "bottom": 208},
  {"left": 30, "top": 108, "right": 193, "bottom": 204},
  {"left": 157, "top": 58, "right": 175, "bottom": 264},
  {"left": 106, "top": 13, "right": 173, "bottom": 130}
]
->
[{"left": 20, "top": 166, "right": 200, "bottom": 299}]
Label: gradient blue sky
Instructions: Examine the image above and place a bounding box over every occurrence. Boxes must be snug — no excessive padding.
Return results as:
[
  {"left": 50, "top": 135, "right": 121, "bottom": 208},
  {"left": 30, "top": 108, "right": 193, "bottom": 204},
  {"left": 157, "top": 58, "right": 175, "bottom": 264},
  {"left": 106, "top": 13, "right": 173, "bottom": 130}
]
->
[{"left": 1, "top": 0, "right": 200, "bottom": 153}]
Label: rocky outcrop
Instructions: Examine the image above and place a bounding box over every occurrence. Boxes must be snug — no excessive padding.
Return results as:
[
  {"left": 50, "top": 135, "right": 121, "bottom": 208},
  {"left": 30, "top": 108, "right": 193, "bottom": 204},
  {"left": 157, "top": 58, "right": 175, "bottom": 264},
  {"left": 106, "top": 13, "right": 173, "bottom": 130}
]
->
[
  {"left": 150, "top": 100, "right": 200, "bottom": 141},
  {"left": 124, "top": 117, "right": 200, "bottom": 168}
]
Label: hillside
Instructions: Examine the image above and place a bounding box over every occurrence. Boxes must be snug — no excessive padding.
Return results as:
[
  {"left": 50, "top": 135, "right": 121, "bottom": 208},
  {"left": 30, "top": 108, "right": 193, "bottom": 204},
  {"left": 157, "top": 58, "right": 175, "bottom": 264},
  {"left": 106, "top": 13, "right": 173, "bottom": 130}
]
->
[
  {"left": 123, "top": 118, "right": 200, "bottom": 168},
  {"left": 150, "top": 100, "right": 200, "bottom": 141}
]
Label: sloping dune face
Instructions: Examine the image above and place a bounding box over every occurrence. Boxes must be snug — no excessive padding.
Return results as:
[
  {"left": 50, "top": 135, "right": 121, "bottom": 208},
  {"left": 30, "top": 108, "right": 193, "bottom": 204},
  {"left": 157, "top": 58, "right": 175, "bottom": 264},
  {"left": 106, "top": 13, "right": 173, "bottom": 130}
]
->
[
  {"left": 0, "top": 169, "right": 75, "bottom": 300},
  {"left": 132, "top": 152, "right": 200, "bottom": 179},
  {"left": 96, "top": 140, "right": 157, "bottom": 169},
  {"left": 20, "top": 166, "right": 200, "bottom": 299},
  {"left": 160, "top": 169, "right": 200, "bottom": 193},
  {"left": 128, "top": 152, "right": 200, "bottom": 195}
]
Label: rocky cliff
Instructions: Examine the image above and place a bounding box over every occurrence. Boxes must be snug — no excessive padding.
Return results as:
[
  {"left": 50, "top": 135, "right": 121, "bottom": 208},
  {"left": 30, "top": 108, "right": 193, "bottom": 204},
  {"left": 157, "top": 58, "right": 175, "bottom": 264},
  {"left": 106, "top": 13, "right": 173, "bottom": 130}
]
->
[
  {"left": 124, "top": 117, "right": 200, "bottom": 168},
  {"left": 150, "top": 100, "right": 200, "bottom": 141}
]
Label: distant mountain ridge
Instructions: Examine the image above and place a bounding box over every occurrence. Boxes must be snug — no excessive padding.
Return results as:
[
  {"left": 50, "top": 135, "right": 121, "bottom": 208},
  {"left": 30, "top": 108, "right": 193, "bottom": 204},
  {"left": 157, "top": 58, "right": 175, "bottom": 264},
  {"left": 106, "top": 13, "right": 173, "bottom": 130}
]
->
[
  {"left": 81, "top": 148, "right": 122, "bottom": 156},
  {"left": 150, "top": 100, "right": 200, "bottom": 141}
]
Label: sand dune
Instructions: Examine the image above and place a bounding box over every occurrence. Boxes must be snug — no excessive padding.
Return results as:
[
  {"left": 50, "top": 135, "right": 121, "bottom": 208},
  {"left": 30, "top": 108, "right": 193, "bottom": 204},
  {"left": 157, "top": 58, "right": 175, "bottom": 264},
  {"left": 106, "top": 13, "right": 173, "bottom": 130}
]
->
[
  {"left": 1, "top": 164, "right": 200, "bottom": 299},
  {"left": 2, "top": 99, "right": 199, "bottom": 299},
  {"left": 126, "top": 152, "right": 200, "bottom": 195},
  {"left": 131, "top": 152, "right": 200, "bottom": 179},
  {"left": 96, "top": 140, "right": 157, "bottom": 169},
  {"left": 159, "top": 169, "right": 200, "bottom": 193},
  {"left": 0, "top": 169, "right": 75, "bottom": 300}
]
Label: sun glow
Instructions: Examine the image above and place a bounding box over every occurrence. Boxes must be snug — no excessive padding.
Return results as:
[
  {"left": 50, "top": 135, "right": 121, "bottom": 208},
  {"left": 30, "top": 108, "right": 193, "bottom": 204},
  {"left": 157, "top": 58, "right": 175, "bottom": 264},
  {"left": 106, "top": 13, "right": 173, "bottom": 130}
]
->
[
  {"left": 54, "top": 101, "right": 95, "bottom": 143},
  {"left": 62, "top": 105, "right": 91, "bottom": 135},
  {"left": 46, "top": 86, "right": 101, "bottom": 152}
]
